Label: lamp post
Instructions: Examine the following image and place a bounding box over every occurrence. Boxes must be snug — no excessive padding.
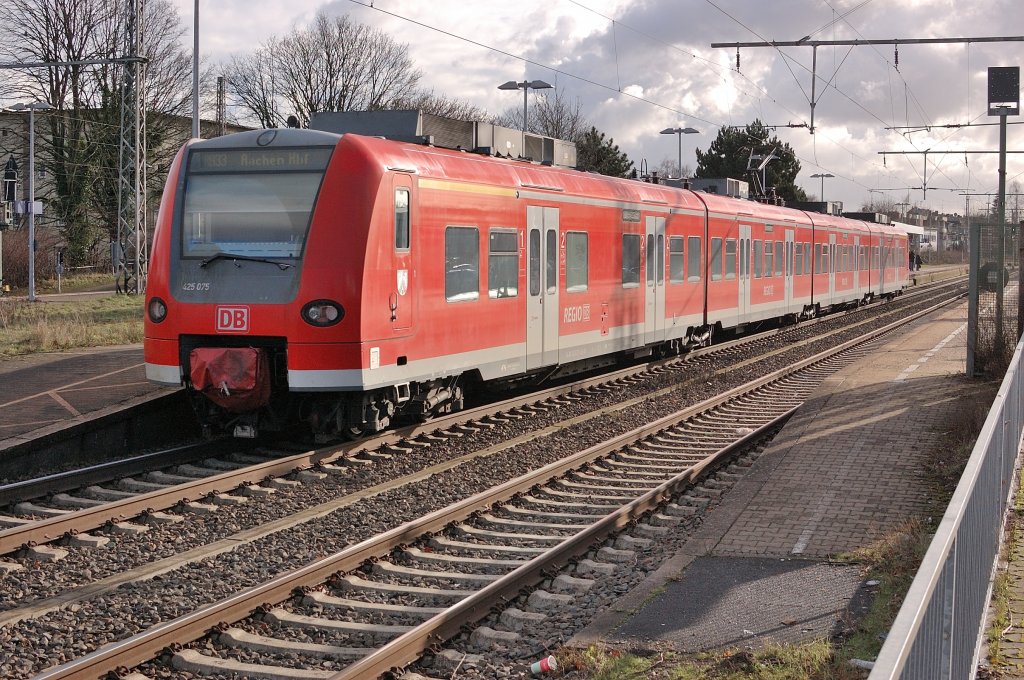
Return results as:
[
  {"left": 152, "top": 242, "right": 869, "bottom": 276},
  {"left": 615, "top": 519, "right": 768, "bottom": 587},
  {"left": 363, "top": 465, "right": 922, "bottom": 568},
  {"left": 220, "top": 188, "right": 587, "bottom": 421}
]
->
[
  {"left": 192, "top": 0, "right": 200, "bottom": 138},
  {"left": 6, "top": 101, "right": 54, "bottom": 302},
  {"left": 660, "top": 127, "right": 699, "bottom": 178},
  {"left": 810, "top": 172, "right": 834, "bottom": 201},
  {"left": 498, "top": 79, "right": 552, "bottom": 158}
]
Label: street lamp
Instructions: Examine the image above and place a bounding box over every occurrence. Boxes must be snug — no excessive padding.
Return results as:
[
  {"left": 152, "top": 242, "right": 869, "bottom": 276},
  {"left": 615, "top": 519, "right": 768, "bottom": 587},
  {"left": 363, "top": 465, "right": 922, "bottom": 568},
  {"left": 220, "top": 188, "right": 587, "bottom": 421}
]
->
[
  {"left": 5, "top": 101, "right": 54, "bottom": 302},
  {"left": 192, "top": 0, "right": 200, "bottom": 138},
  {"left": 660, "top": 127, "right": 699, "bottom": 178},
  {"left": 810, "top": 172, "right": 835, "bottom": 201},
  {"left": 498, "top": 79, "right": 552, "bottom": 158}
]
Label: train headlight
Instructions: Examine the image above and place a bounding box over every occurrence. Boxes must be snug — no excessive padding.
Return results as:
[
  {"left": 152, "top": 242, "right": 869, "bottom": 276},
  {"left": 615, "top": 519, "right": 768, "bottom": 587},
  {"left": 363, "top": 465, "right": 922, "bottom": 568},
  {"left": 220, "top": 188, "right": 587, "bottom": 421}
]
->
[
  {"left": 301, "top": 300, "right": 344, "bottom": 327},
  {"left": 147, "top": 297, "right": 168, "bottom": 323}
]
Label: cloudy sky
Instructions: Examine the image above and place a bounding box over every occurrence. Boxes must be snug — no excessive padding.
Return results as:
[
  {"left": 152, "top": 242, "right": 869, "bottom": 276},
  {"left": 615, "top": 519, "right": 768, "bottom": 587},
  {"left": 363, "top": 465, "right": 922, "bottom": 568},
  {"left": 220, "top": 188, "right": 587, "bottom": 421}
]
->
[{"left": 172, "top": 0, "right": 1023, "bottom": 216}]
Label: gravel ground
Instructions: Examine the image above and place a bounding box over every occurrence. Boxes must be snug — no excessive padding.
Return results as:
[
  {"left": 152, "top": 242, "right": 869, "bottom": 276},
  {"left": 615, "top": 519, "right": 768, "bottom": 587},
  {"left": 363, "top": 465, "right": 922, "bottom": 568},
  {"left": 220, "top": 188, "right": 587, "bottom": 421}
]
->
[{"left": 0, "top": 290, "right": 960, "bottom": 678}]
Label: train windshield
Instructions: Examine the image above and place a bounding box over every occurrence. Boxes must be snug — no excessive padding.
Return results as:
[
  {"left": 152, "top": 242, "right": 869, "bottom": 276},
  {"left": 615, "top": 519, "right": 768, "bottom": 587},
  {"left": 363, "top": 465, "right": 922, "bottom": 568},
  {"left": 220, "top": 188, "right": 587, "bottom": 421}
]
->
[{"left": 181, "top": 147, "right": 333, "bottom": 260}]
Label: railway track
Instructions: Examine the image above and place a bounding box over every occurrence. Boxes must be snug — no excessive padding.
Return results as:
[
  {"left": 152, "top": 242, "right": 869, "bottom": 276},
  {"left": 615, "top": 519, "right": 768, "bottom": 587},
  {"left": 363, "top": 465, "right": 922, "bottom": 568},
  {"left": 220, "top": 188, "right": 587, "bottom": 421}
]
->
[
  {"left": 0, "top": 278, "right": 963, "bottom": 565},
  {"left": 24, "top": 291, "right": 962, "bottom": 680}
]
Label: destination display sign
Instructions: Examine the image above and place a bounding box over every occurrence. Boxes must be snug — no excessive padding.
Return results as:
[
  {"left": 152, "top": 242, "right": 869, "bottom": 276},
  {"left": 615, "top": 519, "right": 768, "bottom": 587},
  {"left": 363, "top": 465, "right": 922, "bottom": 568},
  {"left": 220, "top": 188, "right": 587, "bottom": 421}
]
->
[{"left": 189, "top": 147, "right": 333, "bottom": 173}]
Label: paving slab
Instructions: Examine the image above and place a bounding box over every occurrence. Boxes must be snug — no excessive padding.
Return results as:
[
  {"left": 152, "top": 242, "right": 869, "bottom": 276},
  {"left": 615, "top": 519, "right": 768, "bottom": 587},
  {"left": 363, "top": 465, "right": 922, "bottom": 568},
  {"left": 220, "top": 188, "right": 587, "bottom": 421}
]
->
[{"left": 572, "top": 302, "right": 983, "bottom": 654}]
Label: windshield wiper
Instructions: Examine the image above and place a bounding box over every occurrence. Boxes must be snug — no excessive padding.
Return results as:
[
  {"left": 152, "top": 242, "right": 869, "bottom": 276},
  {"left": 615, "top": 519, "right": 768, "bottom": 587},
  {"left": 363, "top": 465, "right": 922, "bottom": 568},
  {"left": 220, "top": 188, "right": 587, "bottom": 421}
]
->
[{"left": 199, "top": 253, "right": 294, "bottom": 270}]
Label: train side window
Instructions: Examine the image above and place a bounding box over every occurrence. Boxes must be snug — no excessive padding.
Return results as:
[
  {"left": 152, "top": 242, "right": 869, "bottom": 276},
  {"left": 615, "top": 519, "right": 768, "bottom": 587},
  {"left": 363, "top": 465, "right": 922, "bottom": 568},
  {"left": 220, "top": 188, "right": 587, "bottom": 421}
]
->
[
  {"left": 687, "top": 236, "right": 701, "bottom": 282},
  {"left": 764, "top": 241, "right": 773, "bottom": 277},
  {"left": 774, "top": 240, "right": 783, "bottom": 276},
  {"left": 669, "top": 236, "right": 684, "bottom": 284},
  {"left": 394, "top": 188, "right": 410, "bottom": 250},
  {"left": 646, "top": 234, "right": 655, "bottom": 286},
  {"left": 566, "top": 231, "right": 588, "bottom": 292},
  {"left": 623, "top": 234, "right": 641, "bottom": 287},
  {"left": 804, "top": 242, "right": 811, "bottom": 274},
  {"left": 724, "top": 239, "right": 736, "bottom": 279},
  {"left": 657, "top": 234, "right": 665, "bottom": 285},
  {"left": 753, "top": 240, "right": 762, "bottom": 278},
  {"left": 488, "top": 229, "right": 518, "bottom": 299},
  {"left": 546, "top": 229, "right": 557, "bottom": 294},
  {"left": 445, "top": 226, "right": 479, "bottom": 302},
  {"left": 710, "top": 238, "right": 723, "bottom": 281},
  {"left": 529, "top": 229, "right": 541, "bottom": 296},
  {"left": 794, "top": 243, "right": 803, "bottom": 275}
]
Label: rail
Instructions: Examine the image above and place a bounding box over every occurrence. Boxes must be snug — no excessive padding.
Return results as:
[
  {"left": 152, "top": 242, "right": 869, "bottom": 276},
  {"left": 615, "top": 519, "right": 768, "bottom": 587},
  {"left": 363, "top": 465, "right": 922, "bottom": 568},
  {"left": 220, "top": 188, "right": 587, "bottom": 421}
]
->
[{"left": 870, "top": 338, "right": 1024, "bottom": 678}]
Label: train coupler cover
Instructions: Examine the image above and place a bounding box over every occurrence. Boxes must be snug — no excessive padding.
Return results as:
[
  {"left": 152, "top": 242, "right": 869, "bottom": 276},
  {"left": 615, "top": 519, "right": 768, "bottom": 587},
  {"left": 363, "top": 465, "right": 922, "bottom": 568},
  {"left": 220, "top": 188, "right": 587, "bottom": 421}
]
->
[{"left": 189, "top": 347, "right": 272, "bottom": 412}]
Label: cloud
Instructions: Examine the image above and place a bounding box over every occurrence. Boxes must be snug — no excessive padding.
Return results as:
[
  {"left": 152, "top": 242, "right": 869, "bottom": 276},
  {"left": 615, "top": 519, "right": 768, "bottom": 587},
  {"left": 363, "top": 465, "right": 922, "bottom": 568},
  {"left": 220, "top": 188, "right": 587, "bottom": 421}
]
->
[{"left": 173, "top": 0, "right": 1024, "bottom": 212}]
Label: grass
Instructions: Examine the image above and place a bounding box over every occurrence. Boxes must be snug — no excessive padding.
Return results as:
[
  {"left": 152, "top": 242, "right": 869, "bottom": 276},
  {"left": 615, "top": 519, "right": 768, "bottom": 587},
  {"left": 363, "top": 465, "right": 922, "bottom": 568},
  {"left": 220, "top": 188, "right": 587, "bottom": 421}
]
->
[
  {"left": 0, "top": 292, "right": 143, "bottom": 356},
  {"left": 559, "top": 393, "right": 995, "bottom": 680},
  {"left": 36, "top": 271, "right": 116, "bottom": 294},
  {"left": 984, "top": 462, "right": 1024, "bottom": 675}
]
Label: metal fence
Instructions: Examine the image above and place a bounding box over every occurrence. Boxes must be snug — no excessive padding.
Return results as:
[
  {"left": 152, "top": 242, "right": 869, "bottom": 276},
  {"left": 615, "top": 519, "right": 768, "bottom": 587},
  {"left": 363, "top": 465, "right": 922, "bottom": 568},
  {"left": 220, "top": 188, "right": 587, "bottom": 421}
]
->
[
  {"left": 869, "top": 337, "right": 1024, "bottom": 679},
  {"left": 969, "top": 221, "right": 1020, "bottom": 378}
]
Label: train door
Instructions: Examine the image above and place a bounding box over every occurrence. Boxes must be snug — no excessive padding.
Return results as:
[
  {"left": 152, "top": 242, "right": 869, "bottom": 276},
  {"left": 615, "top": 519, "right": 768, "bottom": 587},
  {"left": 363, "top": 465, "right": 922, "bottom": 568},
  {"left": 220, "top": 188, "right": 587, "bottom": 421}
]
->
[
  {"left": 785, "top": 229, "right": 795, "bottom": 305},
  {"left": 828, "top": 233, "right": 837, "bottom": 303},
  {"left": 738, "top": 224, "right": 751, "bottom": 320},
  {"left": 526, "top": 206, "right": 560, "bottom": 370},
  {"left": 853, "top": 235, "right": 862, "bottom": 296},
  {"left": 391, "top": 176, "right": 416, "bottom": 332},
  {"left": 644, "top": 216, "right": 666, "bottom": 344}
]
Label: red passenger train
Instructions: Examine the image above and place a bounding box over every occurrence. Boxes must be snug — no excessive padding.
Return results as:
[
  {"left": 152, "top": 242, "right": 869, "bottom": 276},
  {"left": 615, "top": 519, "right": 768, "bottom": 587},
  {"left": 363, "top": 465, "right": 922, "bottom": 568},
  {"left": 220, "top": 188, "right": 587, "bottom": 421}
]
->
[{"left": 144, "top": 128, "right": 908, "bottom": 438}]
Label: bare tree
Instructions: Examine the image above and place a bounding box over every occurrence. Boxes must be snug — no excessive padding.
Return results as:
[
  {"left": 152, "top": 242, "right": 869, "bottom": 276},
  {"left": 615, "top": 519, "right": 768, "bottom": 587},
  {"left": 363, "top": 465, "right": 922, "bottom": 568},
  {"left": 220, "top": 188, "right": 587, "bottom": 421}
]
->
[
  {"left": 393, "top": 90, "right": 488, "bottom": 122},
  {"left": 495, "top": 86, "right": 589, "bottom": 142},
  {"left": 651, "top": 158, "right": 691, "bottom": 179},
  {"left": 225, "top": 44, "right": 283, "bottom": 128},
  {"left": 0, "top": 0, "right": 194, "bottom": 266},
  {"left": 227, "top": 12, "right": 422, "bottom": 128}
]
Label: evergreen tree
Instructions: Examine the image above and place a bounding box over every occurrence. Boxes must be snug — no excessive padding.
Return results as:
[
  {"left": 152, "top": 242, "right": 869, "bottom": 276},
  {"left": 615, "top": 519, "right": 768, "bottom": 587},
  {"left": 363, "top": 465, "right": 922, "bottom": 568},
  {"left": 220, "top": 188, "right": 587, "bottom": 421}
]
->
[
  {"left": 575, "top": 127, "right": 633, "bottom": 178},
  {"left": 694, "top": 120, "right": 807, "bottom": 202}
]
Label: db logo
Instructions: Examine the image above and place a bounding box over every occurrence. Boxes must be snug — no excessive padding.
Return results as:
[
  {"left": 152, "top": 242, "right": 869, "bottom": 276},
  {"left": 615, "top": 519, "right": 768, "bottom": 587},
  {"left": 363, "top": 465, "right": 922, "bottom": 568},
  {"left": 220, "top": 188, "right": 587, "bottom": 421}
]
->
[{"left": 216, "top": 306, "right": 250, "bottom": 333}]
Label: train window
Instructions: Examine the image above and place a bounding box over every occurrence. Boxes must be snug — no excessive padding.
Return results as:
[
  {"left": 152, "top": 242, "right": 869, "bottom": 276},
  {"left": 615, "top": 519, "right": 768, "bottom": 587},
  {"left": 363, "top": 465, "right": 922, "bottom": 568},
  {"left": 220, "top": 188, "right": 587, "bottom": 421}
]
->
[
  {"left": 182, "top": 147, "right": 333, "bottom": 259},
  {"left": 724, "top": 239, "right": 736, "bottom": 280},
  {"left": 710, "top": 238, "right": 723, "bottom": 281},
  {"left": 445, "top": 226, "right": 479, "bottom": 302},
  {"left": 566, "top": 232, "right": 588, "bottom": 292},
  {"left": 488, "top": 229, "right": 518, "bottom": 299},
  {"left": 623, "top": 234, "right": 641, "bottom": 287},
  {"left": 546, "top": 229, "right": 557, "bottom": 294},
  {"left": 395, "top": 188, "right": 410, "bottom": 250},
  {"left": 669, "top": 236, "right": 684, "bottom": 284},
  {"left": 763, "top": 241, "right": 773, "bottom": 277},
  {"left": 529, "top": 229, "right": 541, "bottom": 296},
  {"left": 804, "top": 242, "right": 811, "bottom": 274},
  {"left": 795, "top": 243, "right": 803, "bottom": 275},
  {"left": 687, "top": 236, "right": 701, "bottom": 282},
  {"left": 657, "top": 234, "right": 665, "bottom": 285},
  {"left": 774, "top": 241, "right": 783, "bottom": 276},
  {"left": 786, "top": 242, "right": 793, "bottom": 276},
  {"left": 753, "top": 240, "right": 762, "bottom": 278},
  {"left": 646, "top": 234, "right": 655, "bottom": 286}
]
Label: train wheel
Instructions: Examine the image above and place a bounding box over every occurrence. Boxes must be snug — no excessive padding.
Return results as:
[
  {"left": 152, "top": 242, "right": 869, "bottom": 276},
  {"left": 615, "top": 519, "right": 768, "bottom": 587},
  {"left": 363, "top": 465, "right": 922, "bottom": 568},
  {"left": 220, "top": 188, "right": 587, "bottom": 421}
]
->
[{"left": 341, "top": 426, "right": 365, "bottom": 441}]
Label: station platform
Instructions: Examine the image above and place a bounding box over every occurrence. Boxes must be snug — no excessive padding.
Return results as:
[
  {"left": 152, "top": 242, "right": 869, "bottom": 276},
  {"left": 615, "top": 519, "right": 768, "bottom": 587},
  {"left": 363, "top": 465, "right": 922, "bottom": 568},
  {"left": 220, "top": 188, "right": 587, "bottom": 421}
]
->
[
  {"left": 571, "top": 300, "right": 983, "bottom": 654},
  {"left": 0, "top": 345, "right": 174, "bottom": 453}
]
